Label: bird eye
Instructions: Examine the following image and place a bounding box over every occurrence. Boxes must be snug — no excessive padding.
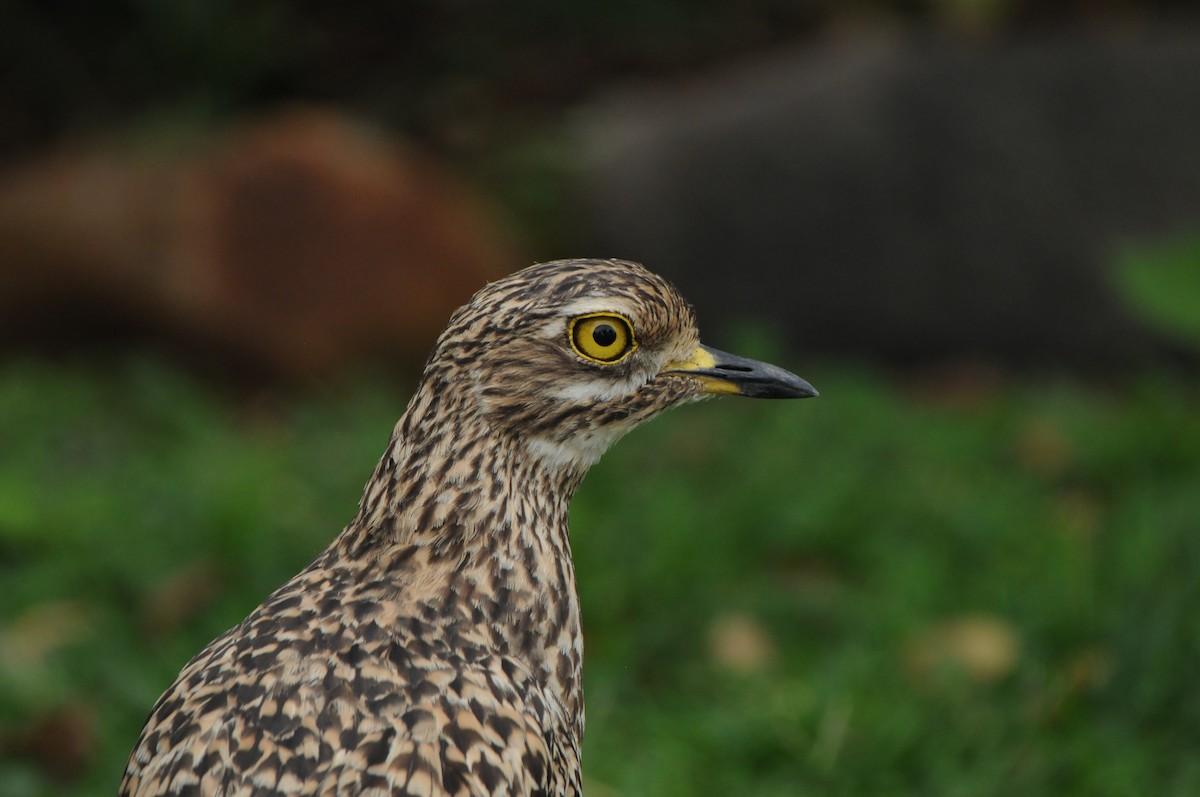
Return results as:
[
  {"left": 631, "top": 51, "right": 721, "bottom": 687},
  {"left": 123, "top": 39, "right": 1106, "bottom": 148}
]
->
[{"left": 570, "top": 313, "right": 636, "bottom": 364}]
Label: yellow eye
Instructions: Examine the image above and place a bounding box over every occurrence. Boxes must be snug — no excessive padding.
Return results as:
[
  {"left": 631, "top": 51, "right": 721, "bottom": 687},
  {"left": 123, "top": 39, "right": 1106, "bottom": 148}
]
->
[{"left": 569, "top": 313, "right": 636, "bottom": 364}]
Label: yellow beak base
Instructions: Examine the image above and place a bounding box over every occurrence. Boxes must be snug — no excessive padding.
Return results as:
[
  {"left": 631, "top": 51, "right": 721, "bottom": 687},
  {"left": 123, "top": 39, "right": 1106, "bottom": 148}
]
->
[{"left": 662, "top": 345, "right": 818, "bottom": 399}]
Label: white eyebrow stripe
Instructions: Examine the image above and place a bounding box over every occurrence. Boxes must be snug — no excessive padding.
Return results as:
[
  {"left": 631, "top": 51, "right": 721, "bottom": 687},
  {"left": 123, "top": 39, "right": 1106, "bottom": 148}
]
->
[
  {"left": 552, "top": 373, "right": 645, "bottom": 403},
  {"left": 533, "top": 299, "right": 644, "bottom": 359},
  {"left": 557, "top": 297, "right": 639, "bottom": 319}
]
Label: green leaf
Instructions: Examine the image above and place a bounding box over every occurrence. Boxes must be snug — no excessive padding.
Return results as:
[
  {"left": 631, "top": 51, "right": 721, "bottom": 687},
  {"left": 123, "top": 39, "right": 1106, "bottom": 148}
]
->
[{"left": 1113, "top": 232, "right": 1200, "bottom": 351}]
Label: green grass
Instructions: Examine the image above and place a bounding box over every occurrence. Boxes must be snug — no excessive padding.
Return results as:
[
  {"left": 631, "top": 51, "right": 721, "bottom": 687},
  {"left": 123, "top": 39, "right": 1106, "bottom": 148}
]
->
[{"left": 0, "top": 355, "right": 1197, "bottom": 796}]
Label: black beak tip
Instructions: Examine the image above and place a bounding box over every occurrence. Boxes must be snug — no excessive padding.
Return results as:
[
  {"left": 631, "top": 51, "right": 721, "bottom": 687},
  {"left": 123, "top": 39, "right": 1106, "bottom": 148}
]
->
[
  {"left": 790, "top": 379, "right": 820, "bottom": 399},
  {"left": 741, "top": 374, "right": 819, "bottom": 399}
]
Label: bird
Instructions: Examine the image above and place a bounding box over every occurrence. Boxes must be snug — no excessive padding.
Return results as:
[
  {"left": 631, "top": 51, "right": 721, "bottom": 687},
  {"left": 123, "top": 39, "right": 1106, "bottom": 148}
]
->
[{"left": 121, "top": 258, "right": 817, "bottom": 796}]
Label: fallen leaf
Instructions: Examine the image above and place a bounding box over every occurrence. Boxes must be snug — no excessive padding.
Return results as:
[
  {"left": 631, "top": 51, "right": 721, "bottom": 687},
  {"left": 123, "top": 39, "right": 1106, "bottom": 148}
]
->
[
  {"left": 708, "top": 611, "right": 777, "bottom": 675},
  {"left": 906, "top": 614, "right": 1020, "bottom": 685},
  {"left": 0, "top": 600, "right": 92, "bottom": 675},
  {"left": 13, "top": 703, "right": 97, "bottom": 782},
  {"left": 139, "top": 559, "right": 224, "bottom": 637},
  {"left": 1015, "top": 420, "right": 1074, "bottom": 478}
]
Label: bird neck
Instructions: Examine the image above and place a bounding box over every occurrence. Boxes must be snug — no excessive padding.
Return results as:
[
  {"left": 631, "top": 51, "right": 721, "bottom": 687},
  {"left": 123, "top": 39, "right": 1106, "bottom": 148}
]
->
[
  {"left": 353, "top": 381, "right": 588, "bottom": 548},
  {"left": 331, "top": 380, "right": 589, "bottom": 742}
]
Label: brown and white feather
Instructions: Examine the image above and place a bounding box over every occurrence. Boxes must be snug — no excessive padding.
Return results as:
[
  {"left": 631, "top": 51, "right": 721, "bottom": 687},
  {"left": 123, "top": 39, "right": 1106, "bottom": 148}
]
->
[{"left": 122, "top": 260, "right": 720, "bottom": 796}]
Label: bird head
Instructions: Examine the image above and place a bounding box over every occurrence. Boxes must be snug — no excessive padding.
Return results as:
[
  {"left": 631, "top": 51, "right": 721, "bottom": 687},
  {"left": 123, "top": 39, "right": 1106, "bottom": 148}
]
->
[{"left": 418, "top": 259, "right": 816, "bottom": 473}]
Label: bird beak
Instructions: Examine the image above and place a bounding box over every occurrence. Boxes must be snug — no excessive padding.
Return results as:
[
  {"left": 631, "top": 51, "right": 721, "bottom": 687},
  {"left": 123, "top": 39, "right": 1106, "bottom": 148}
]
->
[{"left": 661, "top": 345, "right": 818, "bottom": 399}]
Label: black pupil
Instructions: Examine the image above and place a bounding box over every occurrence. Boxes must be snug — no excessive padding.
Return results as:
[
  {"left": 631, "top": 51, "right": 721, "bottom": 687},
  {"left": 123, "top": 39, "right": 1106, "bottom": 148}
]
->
[{"left": 592, "top": 324, "right": 618, "bottom": 347}]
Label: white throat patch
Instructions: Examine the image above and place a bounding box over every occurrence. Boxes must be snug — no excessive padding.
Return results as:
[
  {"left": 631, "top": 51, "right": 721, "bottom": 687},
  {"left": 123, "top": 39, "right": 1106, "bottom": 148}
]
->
[{"left": 525, "top": 427, "right": 624, "bottom": 472}]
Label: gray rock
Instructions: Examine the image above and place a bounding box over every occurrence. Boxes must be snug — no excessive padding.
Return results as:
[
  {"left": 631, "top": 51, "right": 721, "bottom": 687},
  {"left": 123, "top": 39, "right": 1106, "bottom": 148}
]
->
[{"left": 576, "top": 30, "right": 1200, "bottom": 368}]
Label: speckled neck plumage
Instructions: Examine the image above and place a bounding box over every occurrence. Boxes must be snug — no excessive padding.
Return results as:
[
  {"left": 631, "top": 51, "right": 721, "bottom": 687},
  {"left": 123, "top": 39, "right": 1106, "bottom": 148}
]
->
[{"left": 336, "top": 392, "right": 589, "bottom": 744}]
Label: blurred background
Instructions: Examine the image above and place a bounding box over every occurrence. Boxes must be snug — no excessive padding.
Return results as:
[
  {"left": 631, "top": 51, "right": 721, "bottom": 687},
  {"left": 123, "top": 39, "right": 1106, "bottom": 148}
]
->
[{"left": 2, "top": 1, "right": 1200, "bottom": 795}]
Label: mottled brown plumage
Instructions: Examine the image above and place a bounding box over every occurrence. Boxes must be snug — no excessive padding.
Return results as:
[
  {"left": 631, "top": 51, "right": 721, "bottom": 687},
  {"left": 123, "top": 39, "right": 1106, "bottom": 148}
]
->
[{"left": 122, "top": 258, "right": 815, "bottom": 796}]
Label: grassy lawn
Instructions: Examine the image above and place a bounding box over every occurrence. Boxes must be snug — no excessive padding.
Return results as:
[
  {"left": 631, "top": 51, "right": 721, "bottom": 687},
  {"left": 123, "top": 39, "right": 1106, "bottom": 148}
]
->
[{"left": 0, "top": 353, "right": 1197, "bottom": 796}]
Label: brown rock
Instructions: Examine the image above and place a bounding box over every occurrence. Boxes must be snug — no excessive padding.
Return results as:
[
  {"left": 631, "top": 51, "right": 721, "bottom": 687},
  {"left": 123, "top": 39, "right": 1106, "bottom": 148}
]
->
[{"left": 0, "top": 108, "right": 517, "bottom": 378}]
